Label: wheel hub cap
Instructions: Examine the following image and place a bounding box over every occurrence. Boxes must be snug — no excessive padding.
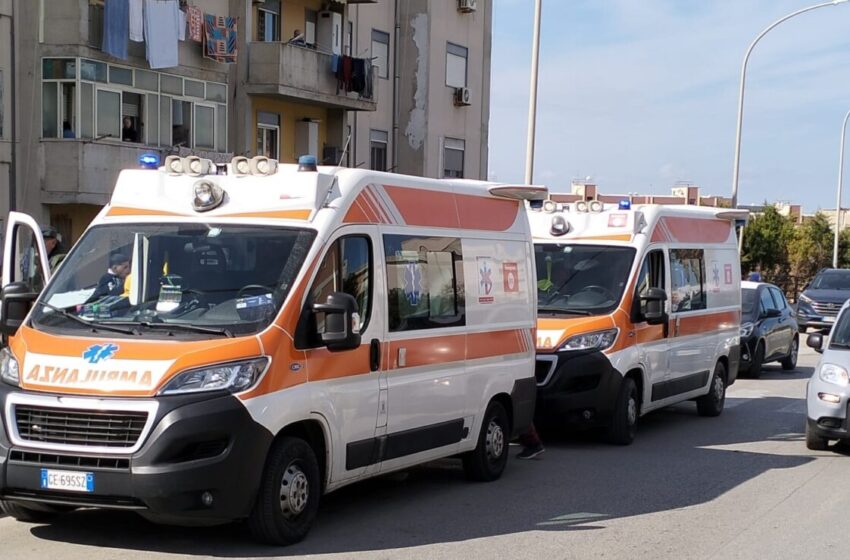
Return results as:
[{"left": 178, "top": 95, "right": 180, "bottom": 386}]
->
[
  {"left": 714, "top": 376, "right": 724, "bottom": 400},
  {"left": 279, "top": 463, "right": 309, "bottom": 519},
  {"left": 485, "top": 420, "right": 504, "bottom": 460},
  {"left": 627, "top": 397, "right": 637, "bottom": 425}
]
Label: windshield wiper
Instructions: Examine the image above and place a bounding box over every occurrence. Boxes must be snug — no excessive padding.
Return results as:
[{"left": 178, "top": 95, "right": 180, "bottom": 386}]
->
[
  {"left": 111, "top": 321, "right": 234, "bottom": 338},
  {"left": 537, "top": 306, "right": 593, "bottom": 316},
  {"left": 35, "top": 301, "right": 139, "bottom": 336}
]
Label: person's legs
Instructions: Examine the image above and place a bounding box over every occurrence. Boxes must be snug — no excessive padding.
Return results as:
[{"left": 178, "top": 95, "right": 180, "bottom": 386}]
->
[{"left": 516, "top": 423, "right": 545, "bottom": 459}]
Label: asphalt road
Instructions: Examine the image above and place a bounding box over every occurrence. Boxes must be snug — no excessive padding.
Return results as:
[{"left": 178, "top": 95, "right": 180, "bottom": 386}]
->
[{"left": 1, "top": 345, "right": 844, "bottom": 560}]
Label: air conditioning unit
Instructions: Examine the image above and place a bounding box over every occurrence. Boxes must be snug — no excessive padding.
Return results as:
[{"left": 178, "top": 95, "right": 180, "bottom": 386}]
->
[
  {"left": 458, "top": 0, "right": 477, "bottom": 13},
  {"left": 454, "top": 87, "right": 471, "bottom": 107}
]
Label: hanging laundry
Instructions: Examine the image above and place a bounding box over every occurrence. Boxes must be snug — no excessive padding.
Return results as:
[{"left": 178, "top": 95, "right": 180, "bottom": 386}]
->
[
  {"left": 129, "top": 0, "right": 143, "bottom": 42},
  {"left": 351, "top": 58, "right": 366, "bottom": 95},
  {"left": 203, "top": 14, "right": 238, "bottom": 64},
  {"left": 102, "top": 0, "right": 129, "bottom": 60},
  {"left": 186, "top": 6, "right": 203, "bottom": 42},
  {"left": 363, "top": 59, "right": 373, "bottom": 99},
  {"left": 178, "top": 9, "right": 186, "bottom": 41},
  {"left": 144, "top": 0, "right": 180, "bottom": 69}
]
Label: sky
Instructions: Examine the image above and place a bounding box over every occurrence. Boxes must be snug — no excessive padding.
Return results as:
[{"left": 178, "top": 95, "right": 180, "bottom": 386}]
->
[{"left": 488, "top": 0, "right": 850, "bottom": 211}]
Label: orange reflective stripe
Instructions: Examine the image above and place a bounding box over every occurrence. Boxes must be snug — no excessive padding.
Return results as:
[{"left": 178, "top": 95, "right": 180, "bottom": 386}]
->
[
  {"left": 220, "top": 209, "right": 312, "bottom": 220},
  {"left": 673, "top": 310, "right": 740, "bottom": 337},
  {"left": 107, "top": 206, "right": 186, "bottom": 217}
]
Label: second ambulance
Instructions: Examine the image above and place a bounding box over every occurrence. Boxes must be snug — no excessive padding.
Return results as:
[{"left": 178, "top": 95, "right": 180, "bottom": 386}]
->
[{"left": 529, "top": 199, "right": 746, "bottom": 444}]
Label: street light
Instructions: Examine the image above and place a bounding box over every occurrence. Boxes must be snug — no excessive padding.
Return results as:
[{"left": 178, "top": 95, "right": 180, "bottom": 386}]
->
[
  {"left": 731, "top": 0, "right": 849, "bottom": 209},
  {"left": 524, "top": 0, "right": 542, "bottom": 184},
  {"left": 833, "top": 108, "right": 850, "bottom": 268}
]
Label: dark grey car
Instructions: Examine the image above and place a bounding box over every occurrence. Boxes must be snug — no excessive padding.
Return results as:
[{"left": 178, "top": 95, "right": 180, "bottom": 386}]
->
[{"left": 797, "top": 269, "right": 850, "bottom": 333}]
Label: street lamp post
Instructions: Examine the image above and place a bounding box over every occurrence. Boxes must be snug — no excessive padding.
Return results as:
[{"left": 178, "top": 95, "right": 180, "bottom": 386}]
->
[
  {"left": 524, "top": 0, "right": 542, "bottom": 185},
  {"left": 833, "top": 108, "right": 850, "bottom": 268},
  {"left": 731, "top": 0, "right": 848, "bottom": 209}
]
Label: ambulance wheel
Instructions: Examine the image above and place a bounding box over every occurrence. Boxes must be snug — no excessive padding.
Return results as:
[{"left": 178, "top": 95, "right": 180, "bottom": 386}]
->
[
  {"left": 462, "top": 400, "right": 509, "bottom": 482},
  {"left": 805, "top": 422, "right": 829, "bottom": 451},
  {"left": 0, "top": 500, "right": 75, "bottom": 523},
  {"left": 607, "top": 377, "right": 638, "bottom": 445},
  {"left": 248, "top": 436, "right": 321, "bottom": 546},
  {"left": 697, "top": 362, "right": 727, "bottom": 417}
]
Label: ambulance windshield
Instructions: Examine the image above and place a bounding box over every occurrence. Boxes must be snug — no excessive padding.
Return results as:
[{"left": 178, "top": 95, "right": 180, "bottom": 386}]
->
[
  {"left": 31, "top": 223, "right": 316, "bottom": 339},
  {"left": 535, "top": 244, "right": 635, "bottom": 315}
]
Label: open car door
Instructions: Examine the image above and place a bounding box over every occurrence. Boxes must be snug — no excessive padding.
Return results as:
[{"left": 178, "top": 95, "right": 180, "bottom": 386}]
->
[{"left": 1, "top": 212, "right": 51, "bottom": 334}]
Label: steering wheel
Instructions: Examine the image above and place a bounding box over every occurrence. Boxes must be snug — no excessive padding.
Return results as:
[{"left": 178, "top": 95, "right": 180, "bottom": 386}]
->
[
  {"left": 237, "top": 284, "right": 273, "bottom": 299},
  {"left": 576, "top": 285, "right": 616, "bottom": 301}
]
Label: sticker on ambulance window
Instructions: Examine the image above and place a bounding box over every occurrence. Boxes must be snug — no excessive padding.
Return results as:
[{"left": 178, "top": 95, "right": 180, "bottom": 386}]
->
[
  {"left": 477, "top": 257, "right": 495, "bottom": 304},
  {"left": 503, "top": 262, "right": 519, "bottom": 293}
]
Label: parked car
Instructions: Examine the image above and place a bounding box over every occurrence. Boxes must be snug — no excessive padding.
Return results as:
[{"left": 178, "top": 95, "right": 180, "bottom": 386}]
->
[
  {"left": 740, "top": 281, "right": 798, "bottom": 378},
  {"left": 796, "top": 268, "right": 850, "bottom": 333},
  {"left": 805, "top": 301, "right": 850, "bottom": 450}
]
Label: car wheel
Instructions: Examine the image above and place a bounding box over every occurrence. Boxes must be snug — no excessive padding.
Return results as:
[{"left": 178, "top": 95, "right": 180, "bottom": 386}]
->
[
  {"left": 248, "top": 436, "right": 321, "bottom": 546},
  {"left": 805, "top": 422, "right": 829, "bottom": 451},
  {"left": 606, "top": 377, "right": 638, "bottom": 445},
  {"left": 748, "top": 342, "right": 764, "bottom": 379},
  {"left": 462, "top": 400, "right": 510, "bottom": 482},
  {"left": 781, "top": 337, "right": 799, "bottom": 371},
  {"left": 0, "top": 500, "right": 75, "bottom": 523},
  {"left": 697, "top": 362, "right": 726, "bottom": 417}
]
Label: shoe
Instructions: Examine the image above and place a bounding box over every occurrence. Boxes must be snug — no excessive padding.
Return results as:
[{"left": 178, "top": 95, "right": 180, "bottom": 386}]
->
[{"left": 516, "top": 444, "right": 545, "bottom": 460}]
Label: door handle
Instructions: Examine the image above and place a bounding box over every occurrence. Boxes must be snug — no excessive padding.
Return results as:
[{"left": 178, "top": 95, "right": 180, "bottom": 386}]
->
[{"left": 370, "top": 338, "right": 381, "bottom": 372}]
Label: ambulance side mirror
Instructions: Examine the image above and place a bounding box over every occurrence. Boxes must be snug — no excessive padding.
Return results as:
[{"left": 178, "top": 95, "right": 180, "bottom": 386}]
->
[
  {"left": 313, "top": 292, "right": 362, "bottom": 352},
  {"left": 0, "top": 282, "right": 38, "bottom": 336},
  {"left": 642, "top": 288, "right": 668, "bottom": 326}
]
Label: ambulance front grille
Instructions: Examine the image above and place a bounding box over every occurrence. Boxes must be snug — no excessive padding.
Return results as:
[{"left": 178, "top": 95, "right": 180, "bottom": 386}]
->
[{"left": 14, "top": 405, "right": 148, "bottom": 448}]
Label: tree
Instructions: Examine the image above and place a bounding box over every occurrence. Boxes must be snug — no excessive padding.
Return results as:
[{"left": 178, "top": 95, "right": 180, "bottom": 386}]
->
[
  {"left": 788, "top": 212, "right": 833, "bottom": 289},
  {"left": 839, "top": 228, "right": 850, "bottom": 268},
  {"left": 741, "top": 204, "right": 795, "bottom": 285}
]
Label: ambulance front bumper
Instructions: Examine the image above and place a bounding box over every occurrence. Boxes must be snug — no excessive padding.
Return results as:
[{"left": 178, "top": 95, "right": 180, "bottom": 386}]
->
[
  {"left": 0, "top": 385, "right": 273, "bottom": 525},
  {"left": 533, "top": 350, "right": 622, "bottom": 427}
]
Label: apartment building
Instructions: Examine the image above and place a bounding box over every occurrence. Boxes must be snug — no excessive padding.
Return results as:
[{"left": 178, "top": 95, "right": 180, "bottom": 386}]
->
[{"left": 1, "top": 0, "right": 493, "bottom": 244}]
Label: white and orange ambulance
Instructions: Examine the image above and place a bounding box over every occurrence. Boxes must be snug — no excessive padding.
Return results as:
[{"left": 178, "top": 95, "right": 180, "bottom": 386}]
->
[
  {"left": 528, "top": 199, "right": 747, "bottom": 444},
  {"left": 0, "top": 154, "right": 543, "bottom": 544}
]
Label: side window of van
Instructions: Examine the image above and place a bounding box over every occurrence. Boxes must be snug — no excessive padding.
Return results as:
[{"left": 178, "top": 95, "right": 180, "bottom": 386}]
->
[
  {"left": 310, "top": 235, "right": 372, "bottom": 332},
  {"left": 383, "top": 234, "right": 465, "bottom": 332},
  {"left": 634, "top": 249, "right": 665, "bottom": 320},
  {"left": 670, "top": 249, "right": 706, "bottom": 313}
]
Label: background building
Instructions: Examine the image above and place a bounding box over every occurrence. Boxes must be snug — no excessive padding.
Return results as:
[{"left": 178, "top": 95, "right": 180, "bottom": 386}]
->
[{"left": 1, "top": 0, "right": 493, "bottom": 244}]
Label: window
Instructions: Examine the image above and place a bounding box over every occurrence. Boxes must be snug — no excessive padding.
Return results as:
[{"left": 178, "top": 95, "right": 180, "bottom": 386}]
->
[
  {"left": 759, "top": 288, "right": 776, "bottom": 315},
  {"left": 96, "top": 89, "right": 121, "bottom": 139},
  {"left": 634, "top": 249, "right": 666, "bottom": 320},
  {"left": 769, "top": 287, "right": 787, "bottom": 310},
  {"left": 670, "top": 249, "right": 706, "bottom": 312},
  {"left": 42, "top": 59, "right": 77, "bottom": 139},
  {"left": 371, "top": 30, "right": 390, "bottom": 79},
  {"left": 172, "top": 99, "right": 192, "bottom": 147},
  {"left": 185, "top": 80, "right": 205, "bottom": 99},
  {"left": 304, "top": 236, "right": 373, "bottom": 345},
  {"left": 443, "top": 138, "right": 465, "bottom": 178},
  {"left": 257, "top": 112, "right": 280, "bottom": 159},
  {"left": 305, "top": 9, "right": 318, "bottom": 46},
  {"left": 121, "top": 91, "right": 143, "bottom": 143},
  {"left": 384, "top": 235, "right": 465, "bottom": 332},
  {"left": 257, "top": 1, "right": 281, "bottom": 42},
  {"left": 135, "top": 70, "right": 159, "bottom": 91},
  {"left": 109, "top": 65, "right": 133, "bottom": 86},
  {"left": 1, "top": 69, "right": 4, "bottom": 138},
  {"left": 370, "top": 129, "right": 388, "bottom": 171},
  {"left": 206, "top": 83, "right": 227, "bottom": 103},
  {"left": 194, "top": 104, "right": 215, "bottom": 149},
  {"left": 446, "top": 43, "right": 468, "bottom": 88}
]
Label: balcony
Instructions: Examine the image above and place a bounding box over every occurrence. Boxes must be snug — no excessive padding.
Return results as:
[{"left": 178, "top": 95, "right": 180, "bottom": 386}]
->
[{"left": 246, "top": 42, "right": 377, "bottom": 112}]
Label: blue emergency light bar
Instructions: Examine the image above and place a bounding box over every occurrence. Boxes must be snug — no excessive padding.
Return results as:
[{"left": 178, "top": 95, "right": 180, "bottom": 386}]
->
[
  {"left": 139, "top": 153, "right": 160, "bottom": 169},
  {"left": 619, "top": 200, "right": 631, "bottom": 210}
]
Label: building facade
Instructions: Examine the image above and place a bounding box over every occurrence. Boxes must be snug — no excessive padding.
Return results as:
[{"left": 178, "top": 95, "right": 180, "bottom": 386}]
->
[{"left": 1, "top": 0, "right": 492, "bottom": 244}]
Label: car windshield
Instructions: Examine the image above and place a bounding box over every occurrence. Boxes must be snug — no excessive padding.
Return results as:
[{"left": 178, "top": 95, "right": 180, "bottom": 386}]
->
[
  {"left": 31, "top": 223, "right": 315, "bottom": 339},
  {"left": 535, "top": 244, "right": 635, "bottom": 316},
  {"left": 811, "top": 271, "right": 850, "bottom": 291},
  {"left": 742, "top": 288, "right": 758, "bottom": 318}
]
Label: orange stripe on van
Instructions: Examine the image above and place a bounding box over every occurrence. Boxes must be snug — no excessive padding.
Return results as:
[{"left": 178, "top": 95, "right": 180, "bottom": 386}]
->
[
  {"left": 651, "top": 217, "right": 731, "bottom": 244},
  {"left": 571, "top": 234, "right": 633, "bottom": 242},
  {"left": 673, "top": 309, "right": 740, "bottom": 337},
  {"left": 455, "top": 195, "right": 520, "bottom": 231},
  {"left": 384, "top": 185, "right": 461, "bottom": 229},
  {"left": 466, "top": 329, "right": 527, "bottom": 360},
  {"left": 387, "top": 334, "right": 467, "bottom": 370},
  {"left": 220, "top": 209, "right": 312, "bottom": 220},
  {"left": 107, "top": 206, "right": 186, "bottom": 217}
]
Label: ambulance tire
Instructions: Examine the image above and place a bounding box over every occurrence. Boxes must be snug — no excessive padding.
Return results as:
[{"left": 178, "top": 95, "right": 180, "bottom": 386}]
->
[
  {"left": 248, "top": 436, "right": 321, "bottom": 546},
  {"left": 0, "top": 500, "right": 75, "bottom": 523},
  {"left": 462, "top": 400, "right": 510, "bottom": 482},
  {"left": 697, "top": 362, "right": 727, "bottom": 417},
  {"left": 607, "top": 377, "right": 637, "bottom": 445}
]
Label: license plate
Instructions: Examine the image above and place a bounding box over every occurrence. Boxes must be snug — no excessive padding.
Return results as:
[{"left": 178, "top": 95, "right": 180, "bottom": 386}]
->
[
  {"left": 40, "top": 469, "right": 94, "bottom": 493},
  {"left": 826, "top": 316, "right": 836, "bottom": 323}
]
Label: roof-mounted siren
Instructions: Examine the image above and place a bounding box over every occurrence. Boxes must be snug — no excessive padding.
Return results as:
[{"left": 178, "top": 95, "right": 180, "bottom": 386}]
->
[
  {"left": 589, "top": 200, "right": 604, "bottom": 213},
  {"left": 541, "top": 199, "right": 558, "bottom": 214},
  {"left": 249, "top": 155, "right": 278, "bottom": 176},
  {"left": 575, "top": 200, "right": 589, "bottom": 213},
  {"left": 183, "top": 156, "right": 215, "bottom": 177},
  {"left": 231, "top": 156, "right": 251, "bottom": 177}
]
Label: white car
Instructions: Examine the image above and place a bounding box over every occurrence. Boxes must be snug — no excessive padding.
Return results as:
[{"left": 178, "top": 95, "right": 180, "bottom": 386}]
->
[{"left": 805, "top": 300, "right": 850, "bottom": 450}]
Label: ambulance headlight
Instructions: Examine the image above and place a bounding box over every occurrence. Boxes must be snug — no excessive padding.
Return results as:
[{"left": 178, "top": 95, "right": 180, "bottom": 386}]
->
[
  {"left": 576, "top": 201, "right": 589, "bottom": 213},
  {"left": 0, "top": 347, "right": 20, "bottom": 387},
  {"left": 250, "top": 156, "right": 278, "bottom": 176},
  {"left": 165, "top": 155, "right": 184, "bottom": 175},
  {"left": 193, "top": 180, "right": 225, "bottom": 212},
  {"left": 550, "top": 215, "right": 570, "bottom": 236},
  {"left": 231, "top": 156, "right": 251, "bottom": 176},
  {"left": 559, "top": 329, "right": 618, "bottom": 352},
  {"left": 159, "top": 357, "right": 270, "bottom": 395},
  {"left": 542, "top": 200, "right": 558, "bottom": 214},
  {"left": 589, "top": 200, "right": 604, "bottom": 213}
]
